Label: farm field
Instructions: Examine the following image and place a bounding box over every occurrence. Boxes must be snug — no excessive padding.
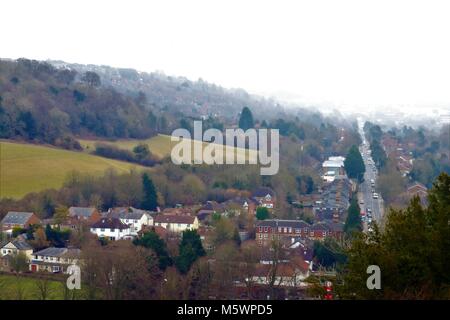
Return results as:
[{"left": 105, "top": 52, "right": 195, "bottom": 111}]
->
[
  {"left": 79, "top": 134, "right": 256, "bottom": 162},
  {"left": 0, "top": 141, "right": 146, "bottom": 199}
]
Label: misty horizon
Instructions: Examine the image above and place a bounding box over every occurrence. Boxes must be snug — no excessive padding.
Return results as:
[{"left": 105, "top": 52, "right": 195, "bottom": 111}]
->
[{"left": 2, "top": 0, "right": 450, "bottom": 117}]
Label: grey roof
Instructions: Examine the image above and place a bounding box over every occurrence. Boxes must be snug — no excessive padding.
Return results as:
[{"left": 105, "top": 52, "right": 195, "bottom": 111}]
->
[
  {"left": 108, "top": 207, "right": 151, "bottom": 220},
  {"left": 252, "top": 187, "right": 275, "bottom": 198},
  {"left": 33, "top": 247, "right": 81, "bottom": 258},
  {"left": 1, "top": 212, "right": 34, "bottom": 225},
  {"left": 256, "top": 219, "right": 310, "bottom": 229},
  {"left": 68, "top": 207, "right": 96, "bottom": 218},
  {"left": 311, "top": 220, "right": 344, "bottom": 232},
  {"left": 91, "top": 217, "right": 129, "bottom": 230},
  {"left": 11, "top": 240, "right": 33, "bottom": 250}
]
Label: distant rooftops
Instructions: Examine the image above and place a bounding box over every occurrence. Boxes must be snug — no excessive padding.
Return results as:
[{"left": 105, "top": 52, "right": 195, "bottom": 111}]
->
[
  {"left": 68, "top": 207, "right": 96, "bottom": 218},
  {"left": 323, "top": 159, "right": 345, "bottom": 168},
  {"left": 1, "top": 211, "right": 35, "bottom": 225}
]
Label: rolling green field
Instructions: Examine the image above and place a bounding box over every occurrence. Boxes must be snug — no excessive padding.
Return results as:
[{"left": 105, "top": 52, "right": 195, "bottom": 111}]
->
[
  {"left": 79, "top": 134, "right": 174, "bottom": 158},
  {"left": 79, "top": 134, "right": 256, "bottom": 162},
  {"left": 0, "top": 141, "right": 145, "bottom": 199},
  {"left": 0, "top": 274, "right": 87, "bottom": 300},
  {"left": 1, "top": 135, "right": 256, "bottom": 200}
]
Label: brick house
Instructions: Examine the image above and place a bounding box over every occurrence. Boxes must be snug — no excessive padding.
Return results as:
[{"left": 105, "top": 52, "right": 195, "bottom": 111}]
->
[
  {"left": 255, "top": 219, "right": 344, "bottom": 246},
  {"left": 1, "top": 211, "right": 41, "bottom": 233},
  {"left": 68, "top": 207, "right": 102, "bottom": 224}
]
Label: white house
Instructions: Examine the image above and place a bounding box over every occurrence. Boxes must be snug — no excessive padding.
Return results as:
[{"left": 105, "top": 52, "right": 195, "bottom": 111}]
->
[
  {"left": 153, "top": 215, "right": 199, "bottom": 233},
  {"left": 90, "top": 217, "right": 131, "bottom": 240},
  {"left": 107, "top": 207, "right": 153, "bottom": 236},
  {"left": 29, "top": 247, "right": 81, "bottom": 273},
  {"left": 1, "top": 240, "right": 33, "bottom": 261}
]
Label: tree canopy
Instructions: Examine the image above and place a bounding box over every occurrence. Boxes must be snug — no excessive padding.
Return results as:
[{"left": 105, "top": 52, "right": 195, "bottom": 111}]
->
[
  {"left": 256, "top": 207, "right": 270, "bottom": 220},
  {"left": 344, "top": 145, "right": 365, "bottom": 182},
  {"left": 340, "top": 172, "right": 450, "bottom": 299},
  {"left": 238, "top": 107, "right": 254, "bottom": 131},
  {"left": 142, "top": 173, "right": 158, "bottom": 211}
]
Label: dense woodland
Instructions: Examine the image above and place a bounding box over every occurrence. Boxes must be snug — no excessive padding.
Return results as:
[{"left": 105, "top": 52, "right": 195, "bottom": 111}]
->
[{"left": 0, "top": 59, "right": 158, "bottom": 148}]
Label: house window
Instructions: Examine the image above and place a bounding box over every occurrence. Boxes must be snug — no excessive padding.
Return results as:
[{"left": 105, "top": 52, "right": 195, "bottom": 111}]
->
[
  {"left": 295, "top": 228, "right": 300, "bottom": 234},
  {"left": 259, "top": 234, "right": 262, "bottom": 239},
  {"left": 110, "top": 228, "right": 115, "bottom": 232},
  {"left": 322, "top": 231, "right": 326, "bottom": 237},
  {"left": 278, "top": 227, "right": 282, "bottom": 233},
  {"left": 110, "top": 237, "right": 115, "bottom": 241},
  {"left": 264, "top": 226, "right": 268, "bottom": 232},
  {"left": 52, "top": 266, "right": 60, "bottom": 273},
  {"left": 288, "top": 227, "right": 292, "bottom": 233},
  {"left": 259, "top": 226, "right": 263, "bottom": 232},
  {"left": 100, "top": 228, "right": 105, "bottom": 232}
]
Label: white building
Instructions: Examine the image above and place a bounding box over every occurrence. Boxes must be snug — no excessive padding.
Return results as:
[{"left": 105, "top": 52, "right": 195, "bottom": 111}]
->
[
  {"left": 1, "top": 240, "right": 33, "bottom": 261},
  {"left": 90, "top": 217, "right": 131, "bottom": 240},
  {"left": 322, "top": 156, "right": 346, "bottom": 182},
  {"left": 153, "top": 215, "right": 199, "bottom": 233},
  {"left": 29, "top": 247, "right": 81, "bottom": 273},
  {"left": 107, "top": 207, "right": 153, "bottom": 236}
]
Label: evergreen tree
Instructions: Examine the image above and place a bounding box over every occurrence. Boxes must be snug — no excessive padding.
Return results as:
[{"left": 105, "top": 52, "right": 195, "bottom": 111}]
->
[
  {"left": 256, "top": 207, "right": 270, "bottom": 220},
  {"left": 175, "top": 230, "right": 205, "bottom": 274},
  {"left": 344, "top": 145, "right": 366, "bottom": 182},
  {"left": 141, "top": 173, "right": 158, "bottom": 210},
  {"left": 341, "top": 173, "right": 450, "bottom": 299},
  {"left": 238, "top": 107, "right": 254, "bottom": 131},
  {"left": 133, "top": 230, "right": 172, "bottom": 270},
  {"left": 344, "top": 197, "right": 362, "bottom": 235}
]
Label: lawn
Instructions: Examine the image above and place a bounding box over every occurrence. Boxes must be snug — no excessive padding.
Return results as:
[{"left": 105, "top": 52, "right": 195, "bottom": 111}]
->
[
  {"left": 0, "top": 141, "right": 146, "bottom": 199},
  {"left": 0, "top": 274, "right": 87, "bottom": 300}
]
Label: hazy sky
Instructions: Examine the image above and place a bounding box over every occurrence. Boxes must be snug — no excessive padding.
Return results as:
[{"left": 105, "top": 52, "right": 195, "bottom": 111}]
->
[{"left": 2, "top": 0, "right": 450, "bottom": 112}]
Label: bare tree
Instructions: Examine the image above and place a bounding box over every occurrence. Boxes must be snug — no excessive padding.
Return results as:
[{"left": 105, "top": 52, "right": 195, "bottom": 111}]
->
[
  {"left": 35, "top": 275, "right": 50, "bottom": 300},
  {"left": 239, "top": 241, "right": 261, "bottom": 298},
  {"left": 210, "top": 241, "right": 240, "bottom": 299},
  {"left": 82, "top": 239, "right": 161, "bottom": 300},
  {"left": 267, "top": 239, "right": 284, "bottom": 299},
  {"left": 186, "top": 257, "right": 214, "bottom": 300}
]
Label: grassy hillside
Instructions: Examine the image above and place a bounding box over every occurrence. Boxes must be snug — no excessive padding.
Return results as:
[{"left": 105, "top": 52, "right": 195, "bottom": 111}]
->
[
  {"left": 79, "top": 134, "right": 173, "bottom": 158},
  {"left": 0, "top": 141, "right": 145, "bottom": 199},
  {"left": 79, "top": 134, "right": 257, "bottom": 162}
]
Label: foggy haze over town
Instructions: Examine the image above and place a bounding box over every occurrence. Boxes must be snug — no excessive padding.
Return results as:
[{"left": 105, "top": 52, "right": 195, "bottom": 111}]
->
[{"left": 2, "top": 0, "right": 450, "bottom": 123}]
